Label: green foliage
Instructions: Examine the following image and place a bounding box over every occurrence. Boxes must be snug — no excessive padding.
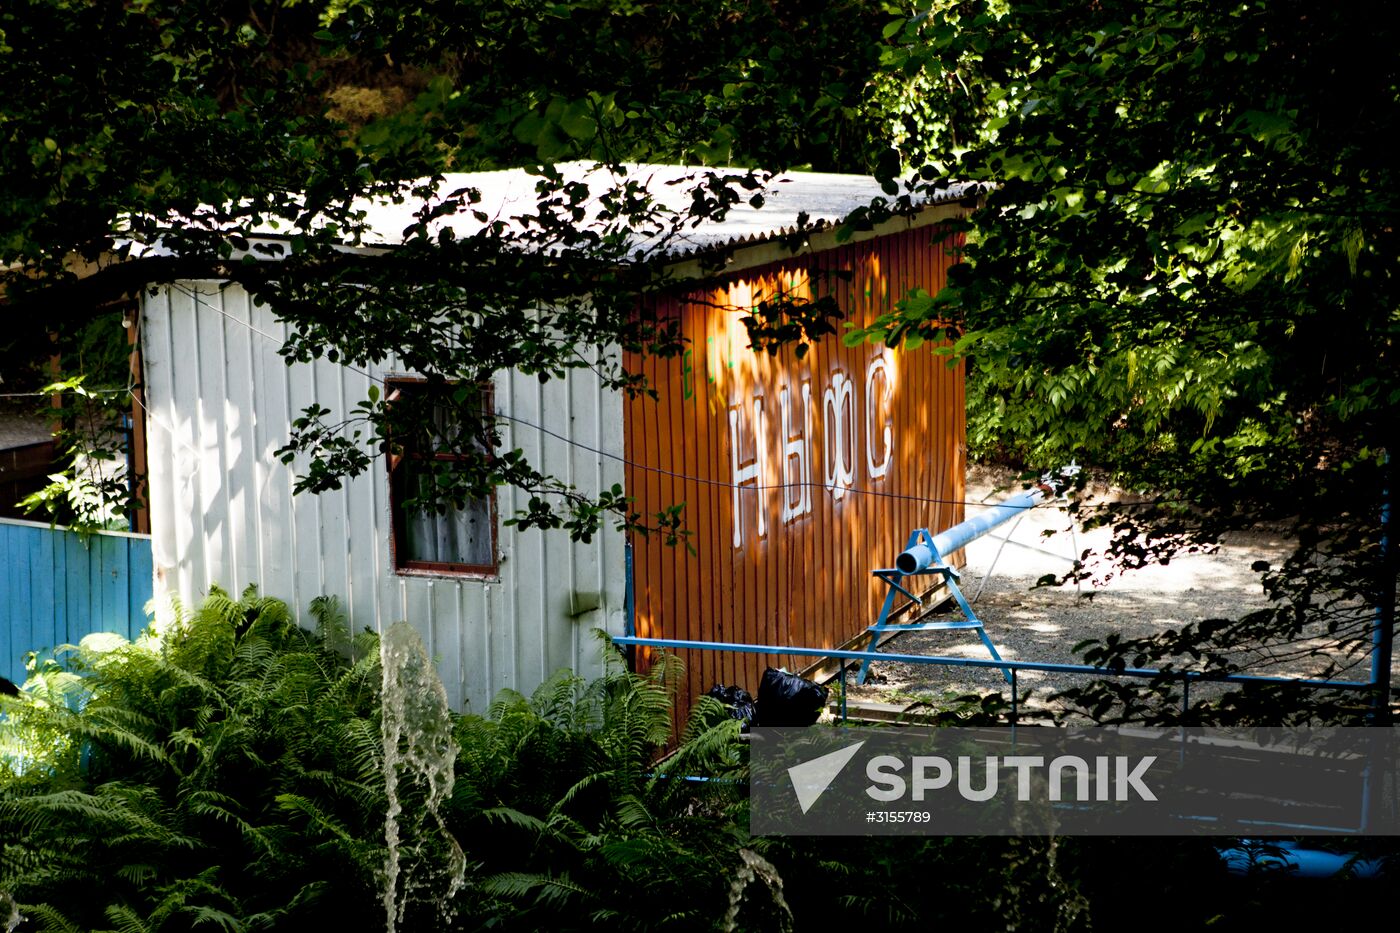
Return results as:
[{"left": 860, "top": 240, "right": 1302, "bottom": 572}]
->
[
  {"left": 0, "top": 586, "right": 387, "bottom": 932},
  {"left": 312, "top": 0, "right": 899, "bottom": 172},
  {"left": 4, "top": 591, "right": 1381, "bottom": 929},
  {"left": 0, "top": 591, "right": 758, "bottom": 932},
  {"left": 848, "top": 0, "right": 1399, "bottom": 705},
  {"left": 861, "top": 0, "right": 1396, "bottom": 478},
  {"left": 1, "top": 0, "right": 907, "bottom": 541},
  {"left": 446, "top": 665, "right": 749, "bottom": 931},
  {"left": 19, "top": 375, "right": 134, "bottom": 534},
  {"left": 8, "top": 310, "right": 140, "bottom": 534}
]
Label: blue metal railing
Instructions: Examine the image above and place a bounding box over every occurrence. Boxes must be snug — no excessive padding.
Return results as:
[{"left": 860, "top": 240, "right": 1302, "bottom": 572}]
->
[{"left": 609, "top": 635, "right": 1378, "bottom": 723}]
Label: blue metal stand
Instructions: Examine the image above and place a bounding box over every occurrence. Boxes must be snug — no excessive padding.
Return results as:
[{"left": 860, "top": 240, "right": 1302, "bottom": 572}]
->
[{"left": 856, "top": 528, "right": 1013, "bottom": 686}]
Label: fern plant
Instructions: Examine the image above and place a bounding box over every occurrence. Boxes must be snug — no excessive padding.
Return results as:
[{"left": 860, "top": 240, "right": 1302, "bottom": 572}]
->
[
  {"left": 446, "top": 659, "right": 756, "bottom": 932},
  {"left": 0, "top": 586, "right": 386, "bottom": 933},
  {"left": 1, "top": 592, "right": 764, "bottom": 933}
]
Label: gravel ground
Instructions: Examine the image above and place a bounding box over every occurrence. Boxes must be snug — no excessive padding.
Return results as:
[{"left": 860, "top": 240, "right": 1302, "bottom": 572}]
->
[
  {"left": 840, "top": 467, "right": 1391, "bottom": 718},
  {"left": 0, "top": 406, "right": 51, "bottom": 450}
]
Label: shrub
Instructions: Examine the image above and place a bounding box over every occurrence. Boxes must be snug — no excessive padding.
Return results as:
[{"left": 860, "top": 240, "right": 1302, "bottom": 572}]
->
[{"left": 0, "top": 587, "right": 386, "bottom": 932}]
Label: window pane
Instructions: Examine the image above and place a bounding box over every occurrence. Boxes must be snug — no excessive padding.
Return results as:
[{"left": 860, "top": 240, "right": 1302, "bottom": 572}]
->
[{"left": 402, "top": 467, "right": 493, "bottom": 567}]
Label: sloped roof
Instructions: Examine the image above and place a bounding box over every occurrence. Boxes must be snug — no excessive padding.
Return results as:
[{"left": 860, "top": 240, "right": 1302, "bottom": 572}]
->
[{"left": 353, "top": 163, "right": 982, "bottom": 260}]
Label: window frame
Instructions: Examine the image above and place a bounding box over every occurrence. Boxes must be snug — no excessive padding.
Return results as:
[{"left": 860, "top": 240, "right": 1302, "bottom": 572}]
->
[{"left": 385, "top": 376, "right": 499, "bottom": 578}]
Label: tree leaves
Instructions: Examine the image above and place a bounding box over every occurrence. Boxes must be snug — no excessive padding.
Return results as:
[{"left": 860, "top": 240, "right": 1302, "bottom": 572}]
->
[{"left": 843, "top": 0, "right": 1400, "bottom": 712}]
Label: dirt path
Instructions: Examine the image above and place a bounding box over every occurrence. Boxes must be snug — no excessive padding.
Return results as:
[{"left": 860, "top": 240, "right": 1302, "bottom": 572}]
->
[{"left": 840, "top": 468, "right": 1388, "bottom": 716}]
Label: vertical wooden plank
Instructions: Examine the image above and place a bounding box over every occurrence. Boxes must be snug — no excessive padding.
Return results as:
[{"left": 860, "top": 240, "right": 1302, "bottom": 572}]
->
[
  {"left": 730, "top": 280, "right": 751, "bottom": 695},
  {"left": 699, "top": 297, "right": 727, "bottom": 693},
  {"left": 677, "top": 302, "right": 700, "bottom": 699},
  {"left": 743, "top": 276, "right": 761, "bottom": 690},
  {"left": 142, "top": 289, "right": 176, "bottom": 605},
  {"left": 642, "top": 325, "right": 656, "bottom": 674},
  {"left": 696, "top": 294, "right": 720, "bottom": 691},
  {"left": 64, "top": 531, "right": 90, "bottom": 646},
  {"left": 659, "top": 302, "right": 684, "bottom": 701},
  {"left": 688, "top": 303, "right": 715, "bottom": 690},
  {"left": 470, "top": 582, "right": 492, "bottom": 714},
  {"left": 745, "top": 272, "right": 763, "bottom": 685},
  {"left": 250, "top": 310, "right": 297, "bottom": 612},
  {"left": 624, "top": 336, "right": 645, "bottom": 670},
  {"left": 211, "top": 287, "right": 244, "bottom": 595},
  {"left": 566, "top": 358, "right": 599, "bottom": 679},
  {"left": 863, "top": 239, "right": 878, "bottom": 626},
  {"left": 189, "top": 285, "right": 225, "bottom": 597},
  {"left": 655, "top": 311, "right": 668, "bottom": 690},
  {"left": 822, "top": 246, "right": 840, "bottom": 651},
  {"left": 540, "top": 372, "right": 573, "bottom": 679},
  {"left": 29, "top": 525, "right": 56, "bottom": 661},
  {"left": 18, "top": 526, "right": 37, "bottom": 666},
  {"left": 307, "top": 357, "right": 349, "bottom": 613},
  {"left": 220, "top": 289, "right": 259, "bottom": 594},
  {"left": 733, "top": 278, "right": 750, "bottom": 693},
  {"left": 129, "top": 535, "right": 155, "bottom": 633},
  {"left": 339, "top": 366, "right": 378, "bottom": 637},
  {"left": 881, "top": 231, "right": 899, "bottom": 625},
  {"left": 166, "top": 285, "right": 206, "bottom": 599},
  {"left": 782, "top": 261, "right": 800, "bottom": 668},
  {"left": 1, "top": 526, "right": 18, "bottom": 679},
  {"left": 98, "top": 533, "right": 126, "bottom": 637},
  {"left": 767, "top": 269, "right": 784, "bottom": 675},
  {"left": 493, "top": 372, "right": 520, "bottom": 696},
  {"left": 799, "top": 259, "right": 819, "bottom": 657},
  {"left": 755, "top": 268, "right": 773, "bottom": 673}
]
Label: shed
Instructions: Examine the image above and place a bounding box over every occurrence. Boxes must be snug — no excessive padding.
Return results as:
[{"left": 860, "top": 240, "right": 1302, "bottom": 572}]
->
[
  {"left": 121, "top": 165, "right": 976, "bottom": 713},
  {"left": 626, "top": 222, "right": 968, "bottom": 716}
]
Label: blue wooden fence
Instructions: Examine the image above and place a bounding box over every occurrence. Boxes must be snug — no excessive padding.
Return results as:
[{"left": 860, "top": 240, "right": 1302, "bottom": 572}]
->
[{"left": 0, "top": 517, "right": 153, "bottom": 688}]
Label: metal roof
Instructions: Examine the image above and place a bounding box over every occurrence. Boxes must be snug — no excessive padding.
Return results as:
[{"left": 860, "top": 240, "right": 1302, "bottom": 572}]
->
[{"left": 352, "top": 163, "right": 982, "bottom": 260}]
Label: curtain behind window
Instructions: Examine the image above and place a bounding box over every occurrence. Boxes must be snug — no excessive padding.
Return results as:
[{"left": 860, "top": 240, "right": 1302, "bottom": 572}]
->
[{"left": 402, "top": 468, "right": 492, "bottom": 566}]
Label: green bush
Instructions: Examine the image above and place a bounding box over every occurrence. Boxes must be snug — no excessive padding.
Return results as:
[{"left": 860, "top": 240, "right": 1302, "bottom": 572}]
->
[
  {"left": 0, "top": 590, "right": 756, "bottom": 933},
  {"left": 3, "top": 587, "right": 1324, "bottom": 932},
  {"left": 445, "top": 662, "right": 751, "bottom": 932},
  {"left": 0, "top": 587, "right": 386, "bottom": 932}
]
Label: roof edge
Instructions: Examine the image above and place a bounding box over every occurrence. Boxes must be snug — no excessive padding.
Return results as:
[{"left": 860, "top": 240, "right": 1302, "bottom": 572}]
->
[{"left": 661, "top": 194, "right": 982, "bottom": 282}]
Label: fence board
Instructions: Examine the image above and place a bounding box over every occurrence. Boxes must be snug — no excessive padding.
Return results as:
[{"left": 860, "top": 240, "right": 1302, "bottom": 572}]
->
[{"left": 0, "top": 518, "right": 152, "bottom": 688}]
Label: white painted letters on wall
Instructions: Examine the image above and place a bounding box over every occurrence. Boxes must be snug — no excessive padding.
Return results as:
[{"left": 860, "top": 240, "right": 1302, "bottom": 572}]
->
[
  {"left": 865, "top": 350, "right": 894, "bottom": 480},
  {"left": 822, "top": 371, "right": 857, "bottom": 501},
  {"left": 779, "top": 382, "right": 813, "bottom": 523},
  {"left": 728, "top": 350, "right": 897, "bottom": 543},
  {"left": 730, "top": 397, "right": 767, "bottom": 548}
]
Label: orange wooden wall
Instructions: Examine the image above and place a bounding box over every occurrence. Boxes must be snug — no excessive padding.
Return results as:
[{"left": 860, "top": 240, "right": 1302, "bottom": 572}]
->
[{"left": 623, "top": 224, "right": 966, "bottom": 722}]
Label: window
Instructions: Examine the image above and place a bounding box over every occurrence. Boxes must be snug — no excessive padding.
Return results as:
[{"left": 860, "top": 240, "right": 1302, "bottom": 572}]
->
[{"left": 387, "top": 379, "right": 496, "bottom": 575}]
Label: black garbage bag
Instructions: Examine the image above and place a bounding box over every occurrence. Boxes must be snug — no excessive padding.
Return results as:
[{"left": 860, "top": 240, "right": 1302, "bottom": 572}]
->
[
  {"left": 705, "top": 683, "right": 757, "bottom": 726},
  {"left": 755, "top": 668, "right": 829, "bottom": 726}
]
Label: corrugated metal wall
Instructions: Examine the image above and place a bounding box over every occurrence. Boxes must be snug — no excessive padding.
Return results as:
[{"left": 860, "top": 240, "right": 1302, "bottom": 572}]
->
[
  {"left": 624, "top": 224, "right": 966, "bottom": 720},
  {"left": 139, "top": 282, "right": 627, "bottom": 713},
  {"left": 0, "top": 518, "right": 153, "bottom": 686}
]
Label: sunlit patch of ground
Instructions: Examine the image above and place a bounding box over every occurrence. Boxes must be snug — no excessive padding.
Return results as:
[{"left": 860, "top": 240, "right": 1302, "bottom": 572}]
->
[{"left": 838, "top": 469, "right": 1390, "bottom": 720}]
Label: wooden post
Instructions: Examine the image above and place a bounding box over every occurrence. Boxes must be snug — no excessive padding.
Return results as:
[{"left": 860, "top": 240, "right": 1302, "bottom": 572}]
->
[{"left": 126, "top": 306, "right": 150, "bottom": 535}]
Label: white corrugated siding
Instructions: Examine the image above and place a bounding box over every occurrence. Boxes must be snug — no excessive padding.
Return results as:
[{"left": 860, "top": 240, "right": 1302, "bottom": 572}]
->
[{"left": 140, "top": 282, "right": 627, "bottom": 712}]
